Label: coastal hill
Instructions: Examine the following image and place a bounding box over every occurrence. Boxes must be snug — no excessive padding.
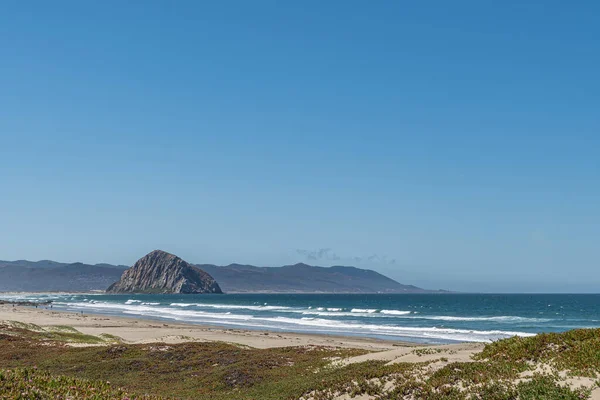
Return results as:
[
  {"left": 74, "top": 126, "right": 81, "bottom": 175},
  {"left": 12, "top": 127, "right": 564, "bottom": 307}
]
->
[
  {"left": 0, "top": 254, "right": 433, "bottom": 293},
  {"left": 106, "top": 250, "right": 222, "bottom": 294},
  {"left": 0, "top": 261, "right": 125, "bottom": 292},
  {"left": 196, "top": 263, "right": 427, "bottom": 293}
]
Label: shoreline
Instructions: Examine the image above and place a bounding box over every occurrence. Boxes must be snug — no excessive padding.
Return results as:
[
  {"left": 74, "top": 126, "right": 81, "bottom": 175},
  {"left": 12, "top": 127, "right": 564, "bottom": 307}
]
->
[
  {"left": 0, "top": 304, "right": 415, "bottom": 351},
  {"left": 0, "top": 292, "right": 565, "bottom": 345},
  {"left": 1, "top": 303, "right": 488, "bottom": 367},
  {"left": 3, "top": 303, "right": 599, "bottom": 399}
]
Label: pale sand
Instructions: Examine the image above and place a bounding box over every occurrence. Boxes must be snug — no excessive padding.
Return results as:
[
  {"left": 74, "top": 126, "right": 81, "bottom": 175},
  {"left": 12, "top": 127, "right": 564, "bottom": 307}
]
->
[
  {"left": 0, "top": 304, "right": 407, "bottom": 351},
  {"left": 3, "top": 304, "right": 598, "bottom": 399}
]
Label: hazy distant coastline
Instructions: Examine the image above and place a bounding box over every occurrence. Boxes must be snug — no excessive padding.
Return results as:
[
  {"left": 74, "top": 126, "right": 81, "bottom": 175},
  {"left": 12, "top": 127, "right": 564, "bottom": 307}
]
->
[{"left": 0, "top": 257, "right": 440, "bottom": 294}]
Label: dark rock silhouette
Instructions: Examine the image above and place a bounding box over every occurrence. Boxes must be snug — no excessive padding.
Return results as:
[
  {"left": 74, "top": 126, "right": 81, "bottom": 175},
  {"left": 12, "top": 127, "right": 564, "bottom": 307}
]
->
[{"left": 106, "top": 250, "right": 222, "bottom": 294}]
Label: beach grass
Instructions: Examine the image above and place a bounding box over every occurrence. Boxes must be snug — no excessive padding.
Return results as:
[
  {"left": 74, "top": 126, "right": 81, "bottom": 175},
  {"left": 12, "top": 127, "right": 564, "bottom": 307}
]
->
[
  {"left": 0, "top": 322, "right": 598, "bottom": 399},
  {"left": 476, "top": 327, "right": 600, "bottom": 378},
  {"left": 1, "top": 320, "right": 112, "bottom": 344},
  {"left": 0, "top": 367, "right": 160, "bottom": 399}
]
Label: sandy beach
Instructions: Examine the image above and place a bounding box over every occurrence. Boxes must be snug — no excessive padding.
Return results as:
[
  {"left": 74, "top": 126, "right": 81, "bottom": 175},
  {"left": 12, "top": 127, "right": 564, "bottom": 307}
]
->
[
  {"left": 0, "top": 303, "right": 481, "bottom": 358},
  {"left": 2, "top": 303, "right": 600, "bottom": 399}
]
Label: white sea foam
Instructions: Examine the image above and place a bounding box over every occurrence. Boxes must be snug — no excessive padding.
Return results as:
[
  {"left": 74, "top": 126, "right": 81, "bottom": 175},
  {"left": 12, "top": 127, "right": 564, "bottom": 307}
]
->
[
  {"left": 351, "top": 309, "right": 378, "bottom": 313},
  {"left": 302, "top": 311, "right": 356, "bottom": 317},
  {"left": 55, "top": 301, "right": 536, "bottom": 343},
  {"left": 255, "top": 316, "right": 535, "bottom": 343},
  {"left": 169, "top": 303, "right": 292, "bottom": 311},
  {"left": 410, "top": 315, "right": 552, "bottom": 323},
  {"left": 380, "top": 310, "right": 411, "bottom": 315}
]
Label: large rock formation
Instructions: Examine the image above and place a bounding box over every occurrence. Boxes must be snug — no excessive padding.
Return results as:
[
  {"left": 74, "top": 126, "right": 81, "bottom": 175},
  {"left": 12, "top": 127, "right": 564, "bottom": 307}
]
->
[{"left": 106, "top": 250, "right": 222, "bottom": 294}]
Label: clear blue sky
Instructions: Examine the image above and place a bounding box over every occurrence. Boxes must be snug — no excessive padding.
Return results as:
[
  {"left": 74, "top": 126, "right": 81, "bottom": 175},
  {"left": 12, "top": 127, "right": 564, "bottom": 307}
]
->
[{"left": 1, "top": 1, "right": 598, "bottom": 293}]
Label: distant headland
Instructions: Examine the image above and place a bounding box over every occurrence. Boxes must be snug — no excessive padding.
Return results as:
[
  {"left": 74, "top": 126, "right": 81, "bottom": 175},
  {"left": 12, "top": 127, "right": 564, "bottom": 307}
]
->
[{"left": 0, "top": 250, "right": 444, "bottom": 294}]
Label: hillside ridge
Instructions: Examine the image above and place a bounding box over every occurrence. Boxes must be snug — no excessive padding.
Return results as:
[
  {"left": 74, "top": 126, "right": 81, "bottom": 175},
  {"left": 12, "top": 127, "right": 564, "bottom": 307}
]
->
[{"left": 1, "top": 255, "right": 436, "bottom": 293}]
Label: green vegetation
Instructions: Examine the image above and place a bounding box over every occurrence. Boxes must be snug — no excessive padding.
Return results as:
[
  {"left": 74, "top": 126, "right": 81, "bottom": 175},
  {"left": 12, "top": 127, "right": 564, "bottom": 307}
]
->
[
  {"left": 5, "top": 321, "right": 45, "bottom": 332},
  {"left": 517, "top": 375, "right": 591, "bottom": 400},
  {"left": 1, "top": 321, "right": 113, "bottom": 344},
  {"left": 0, "top": 322, "right": 598, "bottom": 399},
  {"left": 476, "top": 328, "right": 600, "bottom": 377},
  {"left": 412, "top": 347, "right": 444, "bottom": 356},
  {"left": 0, "top": 367, "right": 160, "bottom": 399}
]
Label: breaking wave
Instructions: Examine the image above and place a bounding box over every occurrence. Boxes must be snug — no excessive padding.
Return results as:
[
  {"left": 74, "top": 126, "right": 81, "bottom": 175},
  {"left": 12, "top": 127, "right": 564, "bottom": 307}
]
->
[{"left": 51, "top": 300, "right": 536, "bottom": 343}]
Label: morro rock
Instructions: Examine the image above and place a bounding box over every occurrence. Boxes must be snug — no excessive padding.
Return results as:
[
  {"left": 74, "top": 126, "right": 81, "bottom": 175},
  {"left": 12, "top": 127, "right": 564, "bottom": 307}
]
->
[{"left": 106, "top": 250, "right": 222, "bottom": 294}]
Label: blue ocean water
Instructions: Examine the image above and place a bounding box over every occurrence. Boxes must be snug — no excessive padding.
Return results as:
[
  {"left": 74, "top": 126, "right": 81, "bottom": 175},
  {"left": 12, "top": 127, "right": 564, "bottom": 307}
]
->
[{"left": 3, "top": 293, "right": 599, "bottom": 344}]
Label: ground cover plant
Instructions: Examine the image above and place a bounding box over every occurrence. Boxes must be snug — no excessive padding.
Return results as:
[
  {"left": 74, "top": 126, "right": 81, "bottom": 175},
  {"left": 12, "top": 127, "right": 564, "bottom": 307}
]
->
[
  {"left": 0, "top": 321, "right": 598, "bottom": 399},
  {"left": 475, "top": 328, "right": 600, "bottom": 377},
  {"left": 0, "top": 367, "right": 160, "bottom": 400}
]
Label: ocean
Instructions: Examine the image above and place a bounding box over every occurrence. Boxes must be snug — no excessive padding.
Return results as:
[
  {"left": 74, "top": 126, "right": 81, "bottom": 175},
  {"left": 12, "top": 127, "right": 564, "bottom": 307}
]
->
[{"left": 3, "top": 293, "right": 599, "bottom": 344}]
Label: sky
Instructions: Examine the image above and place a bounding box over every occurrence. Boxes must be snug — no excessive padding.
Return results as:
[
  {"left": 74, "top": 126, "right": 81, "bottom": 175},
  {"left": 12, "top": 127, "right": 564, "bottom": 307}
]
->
[{"left": 1, "top": 1, "right": 599, "bottom": 293}]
